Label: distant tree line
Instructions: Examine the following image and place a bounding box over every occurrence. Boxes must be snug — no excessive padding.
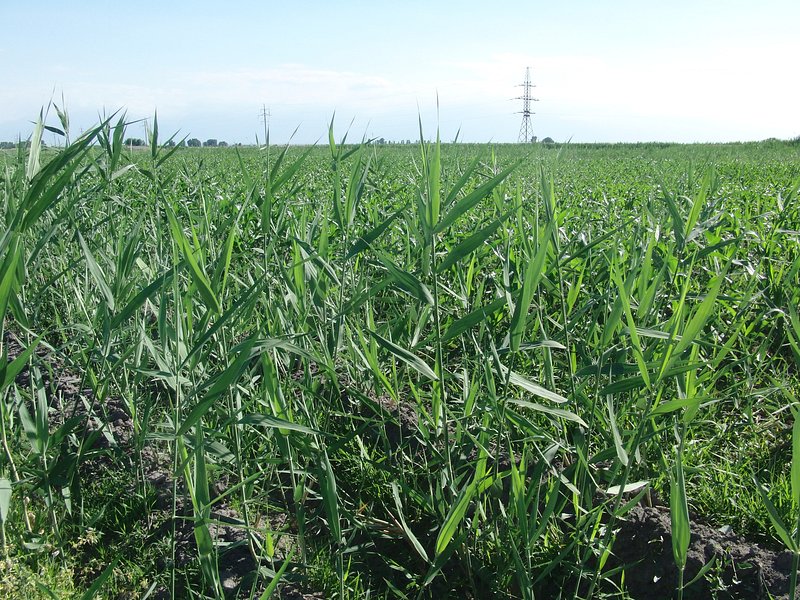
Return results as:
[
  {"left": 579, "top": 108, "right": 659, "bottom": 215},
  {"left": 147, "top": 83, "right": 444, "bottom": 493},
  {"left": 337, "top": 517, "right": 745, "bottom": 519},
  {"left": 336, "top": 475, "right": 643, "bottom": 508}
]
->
[
  {"left": 185, "top": 138, "right": 228, "bottom": 147},
  {"left": 122, "top": 138, "right": 177, "bottom": 147},
  {"left": 0, "top": 140, "right": 44, "bottom": 149},
  {"left": 0, "top": 137, "right": 243, "bottom": 150},
  {"left": 117, "top": 138, "right": 230, "bottom": 149}
]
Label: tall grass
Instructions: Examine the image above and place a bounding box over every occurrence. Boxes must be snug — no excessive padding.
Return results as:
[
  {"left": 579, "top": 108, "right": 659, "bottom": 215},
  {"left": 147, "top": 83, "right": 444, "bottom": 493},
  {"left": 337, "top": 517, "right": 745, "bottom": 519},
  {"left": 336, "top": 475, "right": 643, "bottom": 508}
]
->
[{"left": 0, "top": 111, "right": 798, "bottom": 598}]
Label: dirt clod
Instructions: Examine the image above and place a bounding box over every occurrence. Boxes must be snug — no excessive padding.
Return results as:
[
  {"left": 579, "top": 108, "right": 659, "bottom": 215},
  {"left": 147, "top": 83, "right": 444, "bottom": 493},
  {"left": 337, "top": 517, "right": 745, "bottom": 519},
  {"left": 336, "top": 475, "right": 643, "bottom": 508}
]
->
[{"left": 606, "top": 505, "right": 794, "bottom": 599}]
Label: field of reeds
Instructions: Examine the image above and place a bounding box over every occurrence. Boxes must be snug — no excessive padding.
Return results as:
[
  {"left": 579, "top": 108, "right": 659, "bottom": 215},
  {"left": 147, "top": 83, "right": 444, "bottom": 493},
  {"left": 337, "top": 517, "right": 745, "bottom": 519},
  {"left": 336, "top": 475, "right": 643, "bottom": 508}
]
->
[{"left": 1, "top": 112, "right": 799, "bottom": 599}]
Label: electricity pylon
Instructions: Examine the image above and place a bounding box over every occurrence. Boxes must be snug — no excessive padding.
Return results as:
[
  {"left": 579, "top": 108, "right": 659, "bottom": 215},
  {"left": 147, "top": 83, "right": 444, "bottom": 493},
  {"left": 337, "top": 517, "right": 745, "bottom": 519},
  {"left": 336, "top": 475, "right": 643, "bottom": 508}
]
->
[{"left": 516, "top": 67, "right": 538, "bottom": 143}]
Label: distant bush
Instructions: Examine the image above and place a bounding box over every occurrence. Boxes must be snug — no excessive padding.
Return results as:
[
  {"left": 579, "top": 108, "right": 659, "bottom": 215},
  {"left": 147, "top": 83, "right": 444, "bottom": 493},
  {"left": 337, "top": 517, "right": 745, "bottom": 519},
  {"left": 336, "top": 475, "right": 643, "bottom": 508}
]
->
[
  {"left": 186, "top": 138, "right": 201, "bottom": 147},
  {"left": 203, "top": 139, "right": 218, "bottom": 147}
]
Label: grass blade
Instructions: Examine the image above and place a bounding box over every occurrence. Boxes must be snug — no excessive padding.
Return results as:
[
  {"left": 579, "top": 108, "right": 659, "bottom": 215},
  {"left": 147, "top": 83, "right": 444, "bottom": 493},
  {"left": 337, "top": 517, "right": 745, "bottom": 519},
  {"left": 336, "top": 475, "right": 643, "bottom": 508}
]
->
[
  {"left": 670, "top": 449, "right": 691, "bottom": 571},
  {"left": 0, "top": 478, "right": 11, "bottom": 523},
  {"left": 391, "top": 483, "right": 429, "bottom": 563},
  {"left": 110, "top": 266, "right": 178, "bottom": 329},
  {"left": 370, "top": 329, "right": 438, "bottom": 381},
  {"left": 509, "top": 221, "right": 552, "bottom": 352},
  {"left": 509, "top": 399, "right": 588, "bottom": 427},
  {"left": 76, "top": 230, "right": 115, "bottom": 311},
  {"left": 177, "top": 336, "right": 257, "bottom": 436},
  {"left": 165, "top": 204, "right": 221, "bottom": 315},
  {"left": 80, "top": 557, "right": 120, "bottom": 600},
  {"left": 434, "top": 161, "right": 519, "bottom": 234},
  {"left": 437, "top": 211, "right": 512, "bottom": 273},
  {"left": 793, "top": 409, "right": 800, "bottom": 509},
  {"left": 346, "top": 204, "right": 407, "bottom": 260},
  {"left": 669, "top": 269, "right": 727, "bottom": 362},
  {"left": 754, "top": 476, "right": 797, "bottom": 552},
  {"left": 435, "top": 480, "right": 476, "bottom": 556},
  {"left": 259, "top": 547, "right": 296, "bottom": 600},
  {"left": 612, "top": 270, "right": 650, "bottom": 389},
  {"left": 607, "top": 396, "right": 628, "bottom": 467},
  {"left": 506, "top": 369, "right": 568, "bottom": 404},
  {"left": 377, "top": 253, "right": 433, "bottom": 305},
  {"left": 442, "top": 295, "right": 507, "bottom": 342},
  {"left": 319, "top": 447, "right": 342, "bottom": 546},
  {"left": 238, "top": 413, "right": 318, "bottom": 435}
]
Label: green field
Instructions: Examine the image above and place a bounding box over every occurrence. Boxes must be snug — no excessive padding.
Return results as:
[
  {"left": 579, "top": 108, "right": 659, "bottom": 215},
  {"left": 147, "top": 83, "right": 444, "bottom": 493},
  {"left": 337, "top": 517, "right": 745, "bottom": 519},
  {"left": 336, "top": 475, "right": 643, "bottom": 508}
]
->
[{"left": 1, "top": 115, "right": 799, "bottom": 598}]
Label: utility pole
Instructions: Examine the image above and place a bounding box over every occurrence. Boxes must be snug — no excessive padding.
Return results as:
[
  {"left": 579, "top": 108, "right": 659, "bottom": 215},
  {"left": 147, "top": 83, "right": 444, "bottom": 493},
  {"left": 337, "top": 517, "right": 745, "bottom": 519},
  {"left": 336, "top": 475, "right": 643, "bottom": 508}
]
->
[{"left": 516, "top": 67, "right": 538, "bottom": 143}]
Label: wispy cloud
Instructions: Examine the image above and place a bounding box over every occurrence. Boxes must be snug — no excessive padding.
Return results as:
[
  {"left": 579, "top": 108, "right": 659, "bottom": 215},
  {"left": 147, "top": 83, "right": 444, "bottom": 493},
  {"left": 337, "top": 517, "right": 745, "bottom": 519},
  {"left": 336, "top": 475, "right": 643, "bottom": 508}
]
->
[
  {"left": 1, "top": 64, "right": 411, "bottom": 123},
  {"left": 2, "top": 43, "right": 797, "bottom": 143},
  {"left": 185, "top": 65, "right": 413, "bottom": 112}
]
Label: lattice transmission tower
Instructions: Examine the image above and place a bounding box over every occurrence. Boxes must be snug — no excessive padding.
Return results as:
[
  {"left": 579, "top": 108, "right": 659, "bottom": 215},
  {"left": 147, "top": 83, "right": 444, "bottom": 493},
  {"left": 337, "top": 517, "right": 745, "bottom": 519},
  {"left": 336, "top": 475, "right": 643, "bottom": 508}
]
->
[
  {"left": 259, "top": 104, "right": 271, "bottom": 146},
  {"left": 516, "top": 67, "right": 539, "bottom": 143}
]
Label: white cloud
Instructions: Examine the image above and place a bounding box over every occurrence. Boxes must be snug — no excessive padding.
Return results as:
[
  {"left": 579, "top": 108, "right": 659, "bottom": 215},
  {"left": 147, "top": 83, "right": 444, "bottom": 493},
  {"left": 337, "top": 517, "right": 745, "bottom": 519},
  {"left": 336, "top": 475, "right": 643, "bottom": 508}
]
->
[{"left": 2, "top": 43, "right": 797, "bottom": 142}]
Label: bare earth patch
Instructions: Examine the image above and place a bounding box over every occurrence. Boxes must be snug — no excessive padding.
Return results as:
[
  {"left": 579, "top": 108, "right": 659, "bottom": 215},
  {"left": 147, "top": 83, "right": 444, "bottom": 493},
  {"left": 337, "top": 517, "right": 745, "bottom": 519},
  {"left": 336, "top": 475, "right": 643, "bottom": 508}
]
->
[{"left": 605, "top": 505, "right": 793, "bottom": 599}]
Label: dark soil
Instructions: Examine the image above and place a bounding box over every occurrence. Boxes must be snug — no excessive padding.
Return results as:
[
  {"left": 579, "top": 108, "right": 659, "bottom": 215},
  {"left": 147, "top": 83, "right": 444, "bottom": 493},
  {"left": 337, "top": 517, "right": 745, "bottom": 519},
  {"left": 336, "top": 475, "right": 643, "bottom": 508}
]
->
[{"left": 604, "top": 505, "right": 794, "bottom": 599}]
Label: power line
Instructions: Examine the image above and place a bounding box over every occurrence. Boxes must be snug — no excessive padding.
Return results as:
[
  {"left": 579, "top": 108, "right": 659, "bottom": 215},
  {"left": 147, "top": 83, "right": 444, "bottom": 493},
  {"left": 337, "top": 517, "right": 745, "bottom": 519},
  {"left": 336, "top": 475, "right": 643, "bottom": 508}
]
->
[{"left": 516, "top": 67, "right": 539, "bottom": 143}]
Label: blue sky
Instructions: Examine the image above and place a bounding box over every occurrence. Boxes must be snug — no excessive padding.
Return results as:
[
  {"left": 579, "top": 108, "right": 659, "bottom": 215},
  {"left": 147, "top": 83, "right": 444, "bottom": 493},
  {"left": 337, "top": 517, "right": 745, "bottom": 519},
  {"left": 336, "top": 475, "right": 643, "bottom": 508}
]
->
[{"left": 1, "top": 1, "right": 798, "bottom": 144}]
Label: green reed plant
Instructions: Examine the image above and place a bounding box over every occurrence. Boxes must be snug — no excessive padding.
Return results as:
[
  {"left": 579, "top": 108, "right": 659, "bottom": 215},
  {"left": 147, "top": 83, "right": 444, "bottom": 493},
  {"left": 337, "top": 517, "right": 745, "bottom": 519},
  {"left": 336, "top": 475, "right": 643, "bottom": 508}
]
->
[{"left": 2, "top": 110, "right": 799, "bottom": 598}]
